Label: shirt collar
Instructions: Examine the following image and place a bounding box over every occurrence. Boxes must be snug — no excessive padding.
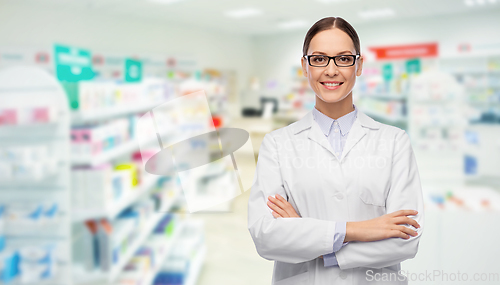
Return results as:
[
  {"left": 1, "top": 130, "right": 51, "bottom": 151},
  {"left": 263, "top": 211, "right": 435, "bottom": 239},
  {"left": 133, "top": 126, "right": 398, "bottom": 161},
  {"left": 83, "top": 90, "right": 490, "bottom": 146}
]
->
[{"left": 312, "top": 105, "right": 358, "bottom": 136}]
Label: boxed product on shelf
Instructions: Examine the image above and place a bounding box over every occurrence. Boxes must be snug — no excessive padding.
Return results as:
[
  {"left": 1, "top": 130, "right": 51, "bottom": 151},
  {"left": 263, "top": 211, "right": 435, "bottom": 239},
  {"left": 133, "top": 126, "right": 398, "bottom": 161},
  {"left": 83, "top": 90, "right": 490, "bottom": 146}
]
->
[
  {"left": 2, "top": 201, "right": 63, "bottom": 237},
  {"left": 0, "top": 242, "right": 64, "bottom": 284},
  {"left": 115, "top": 163, "right": 139, "bottom": 188},
  {"left": 71, "top": 116, "right": 134, "bottom": 159},
  {"left": 0, "top": 249, "right": 19, "bottom": 283},
  {"left": 0, "top": 106, "right": 57, "bottom": 126},
  {"left": 117, "top": 214, "right": 180, "bottom": 285},
  {"left": 0, "top": 144, "right": 59, "bottom": 182},
  {"left": 62, "top": 79, "right": 173, "bottom": 112},
  {"left": 71, "top": 163, "right": 134, "bottom": 211}
]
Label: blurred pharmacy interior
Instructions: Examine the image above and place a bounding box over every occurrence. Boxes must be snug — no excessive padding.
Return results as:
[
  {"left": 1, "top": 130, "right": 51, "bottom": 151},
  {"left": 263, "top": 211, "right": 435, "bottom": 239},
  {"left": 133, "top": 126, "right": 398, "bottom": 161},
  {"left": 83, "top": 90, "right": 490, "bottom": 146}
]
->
[{"left": 0, "top": 0, "right": 500, "bottom": 284}]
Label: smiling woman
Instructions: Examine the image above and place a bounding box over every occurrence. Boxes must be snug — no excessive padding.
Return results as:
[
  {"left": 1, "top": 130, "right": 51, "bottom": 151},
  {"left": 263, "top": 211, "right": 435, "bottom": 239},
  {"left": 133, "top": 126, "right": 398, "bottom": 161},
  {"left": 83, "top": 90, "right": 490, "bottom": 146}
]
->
[
  {"left": 300, "top": 17, "right": 363, "bottom": 119},
  {"left": 247, "top": 16, "right": 425, "bottom": 285}
]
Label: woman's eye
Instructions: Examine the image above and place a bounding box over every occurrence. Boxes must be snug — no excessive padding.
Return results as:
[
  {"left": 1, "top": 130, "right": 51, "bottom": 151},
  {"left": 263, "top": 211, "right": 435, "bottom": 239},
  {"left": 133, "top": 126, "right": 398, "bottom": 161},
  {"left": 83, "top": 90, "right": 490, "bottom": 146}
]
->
[{"left": 313, "top": 57, "right": 325, "bottom": 62}]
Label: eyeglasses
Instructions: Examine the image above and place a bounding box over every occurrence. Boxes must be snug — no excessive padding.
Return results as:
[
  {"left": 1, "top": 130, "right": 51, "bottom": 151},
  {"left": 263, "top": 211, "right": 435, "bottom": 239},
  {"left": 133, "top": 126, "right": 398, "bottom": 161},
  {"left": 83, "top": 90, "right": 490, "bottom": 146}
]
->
[{"left": 304, "top": 54, "right": 360, "bottom": 67}]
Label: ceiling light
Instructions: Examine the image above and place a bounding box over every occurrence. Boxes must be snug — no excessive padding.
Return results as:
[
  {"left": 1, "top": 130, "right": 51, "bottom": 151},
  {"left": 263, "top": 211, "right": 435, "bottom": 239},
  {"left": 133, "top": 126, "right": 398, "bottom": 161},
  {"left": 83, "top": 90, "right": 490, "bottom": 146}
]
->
[
  {"left": 464, "top": 0, "right": 497, "bottom": 6},
  {"left": 224, "top": 8, "right": 262, "bottom": 18},
  {"left": 278, "top": 20, "right": 308, "bottom": 30},
  {"left": 358, "top": 8, "right": 395, "bottom": 19}
]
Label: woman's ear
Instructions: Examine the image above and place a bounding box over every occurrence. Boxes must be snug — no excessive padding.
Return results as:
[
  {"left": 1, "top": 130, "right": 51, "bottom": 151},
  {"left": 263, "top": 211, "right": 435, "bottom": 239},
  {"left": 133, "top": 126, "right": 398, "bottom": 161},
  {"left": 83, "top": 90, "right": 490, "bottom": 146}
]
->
[
  {"left": 301, "top": 57, "right": 308, "bottom": 77},
  {"left": 356, "top": 55, "right": 363, "bottom": 76}
]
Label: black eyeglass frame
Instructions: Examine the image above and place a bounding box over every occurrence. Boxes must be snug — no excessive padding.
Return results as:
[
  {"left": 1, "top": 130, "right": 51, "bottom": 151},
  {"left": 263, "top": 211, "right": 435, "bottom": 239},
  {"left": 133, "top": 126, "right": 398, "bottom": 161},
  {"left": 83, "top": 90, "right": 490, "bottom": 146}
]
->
[{"left": 303, "top": 54, "right": 360, "bottom": 67}]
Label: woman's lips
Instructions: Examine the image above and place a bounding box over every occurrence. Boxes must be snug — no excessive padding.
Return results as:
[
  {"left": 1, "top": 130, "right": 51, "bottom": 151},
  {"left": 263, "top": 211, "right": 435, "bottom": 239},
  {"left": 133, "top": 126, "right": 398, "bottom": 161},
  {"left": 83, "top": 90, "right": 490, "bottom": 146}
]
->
[{"left": 321, "top": 82, "right": 343, "bottom": 90}]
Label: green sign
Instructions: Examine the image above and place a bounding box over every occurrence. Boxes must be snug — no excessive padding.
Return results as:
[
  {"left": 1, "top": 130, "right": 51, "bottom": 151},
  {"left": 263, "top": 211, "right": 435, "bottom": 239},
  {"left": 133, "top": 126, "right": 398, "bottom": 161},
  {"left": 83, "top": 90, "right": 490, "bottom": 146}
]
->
[
  {"left": 406, "top": 58, "right": 421, "bottom": 74},
  {"left": 54, "top": 44, "right": 94, "bottom": 82},
  {"left": 125, "top": 59, "right": 142, "bottom": 82},
  {"left": 382, "top": 64, "right": 393, "bottom": 81}
]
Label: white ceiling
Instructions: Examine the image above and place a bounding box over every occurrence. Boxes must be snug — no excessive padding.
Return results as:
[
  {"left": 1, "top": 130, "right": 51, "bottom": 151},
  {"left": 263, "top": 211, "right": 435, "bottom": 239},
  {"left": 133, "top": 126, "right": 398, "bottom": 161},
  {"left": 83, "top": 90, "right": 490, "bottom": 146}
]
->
[{"left": 3, "top": 0, "right": 500, "bottom": 35}]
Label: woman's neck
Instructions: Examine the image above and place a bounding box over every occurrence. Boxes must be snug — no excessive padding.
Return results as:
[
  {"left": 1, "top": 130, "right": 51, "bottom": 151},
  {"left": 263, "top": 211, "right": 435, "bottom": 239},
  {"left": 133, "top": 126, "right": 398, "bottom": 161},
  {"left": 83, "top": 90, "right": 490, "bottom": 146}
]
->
[{"left": 314, "top": 93, "right": 354, "bottom": 120}]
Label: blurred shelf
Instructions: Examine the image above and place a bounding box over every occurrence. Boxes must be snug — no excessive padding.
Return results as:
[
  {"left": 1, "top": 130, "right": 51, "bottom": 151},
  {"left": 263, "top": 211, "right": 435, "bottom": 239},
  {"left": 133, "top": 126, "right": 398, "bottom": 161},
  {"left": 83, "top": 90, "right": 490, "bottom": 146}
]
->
[
  {"left": 72, "top": 174, "right": 161, "bottom": 222},
  {"left": 363, "top": 110, "right": 407, "bottom": 124},
  {"left": 139, "top": 222, "right": 186, "bottom": 285},
  {"left": 185, "top": 244, "right": 207, "bottom": 285},
  {"left": 358, "top": 93, "right": 407, "bottom": 100},
  {"left": 70, "top": 102, "right": 161, "bottom": 125},
  {"left": 71, "top": 139, "right": 140, "bottom": 166},
  {"left": 75, "top": 189, "right": 180, "bottom": 284},
  {"left": 108, "top": 190, "right": 179, "bottom": 283},
  {"left": 70, "top": 129, "right": 174, "bottom": 167}
]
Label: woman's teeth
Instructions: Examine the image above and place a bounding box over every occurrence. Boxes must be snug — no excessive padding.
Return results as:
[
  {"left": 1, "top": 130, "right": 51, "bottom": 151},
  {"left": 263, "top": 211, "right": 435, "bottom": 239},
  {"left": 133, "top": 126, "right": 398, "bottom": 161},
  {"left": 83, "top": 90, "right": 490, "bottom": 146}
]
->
[{"left": 322, "top": 82, "right": 342, "bottom": 87}]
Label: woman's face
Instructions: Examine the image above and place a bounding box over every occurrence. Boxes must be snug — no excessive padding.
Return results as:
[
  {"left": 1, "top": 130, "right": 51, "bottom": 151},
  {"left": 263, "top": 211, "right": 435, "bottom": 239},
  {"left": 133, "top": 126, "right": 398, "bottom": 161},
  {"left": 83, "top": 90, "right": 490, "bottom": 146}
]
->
[{"left": 301, "top": 28, "right": 363, "bottom": 104}]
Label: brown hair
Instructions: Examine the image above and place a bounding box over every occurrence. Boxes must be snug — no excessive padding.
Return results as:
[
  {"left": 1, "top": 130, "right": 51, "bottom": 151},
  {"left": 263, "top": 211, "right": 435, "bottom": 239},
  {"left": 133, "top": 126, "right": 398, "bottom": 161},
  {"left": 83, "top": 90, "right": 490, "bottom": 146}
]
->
[{"left": 302, "top": 17, "right": 360, "bottom": 56}]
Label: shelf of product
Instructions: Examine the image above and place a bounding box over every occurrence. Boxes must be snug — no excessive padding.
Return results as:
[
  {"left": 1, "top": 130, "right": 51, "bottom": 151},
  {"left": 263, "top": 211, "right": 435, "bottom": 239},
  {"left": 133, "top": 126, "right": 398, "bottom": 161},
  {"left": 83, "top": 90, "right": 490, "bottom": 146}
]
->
[
  {"left": 2, "top": 63, "right": 214, "bottom": 284},
  {"left": 117, "top": 214, "right": 185, "bottom": 285},
  {"left": 71, "top": 172, "right": 161, "bottom": 222},
  {"left": 0, "top": 66, "right": 71, "bottom": 284},
  {"left": 408, "top": 70, "right": 465, "bottom": 188},
  {"left": 65, "top": 79, "right": 173, "bottom": 124},
  {"left": 70, "top": 113, "right": 176, "bottom": 167},
  {"left": 67, "top": 74, "right": 212, "bottom": 285},
  {"left": 72, "top": 181, "right": 181, "bottom": 284},
  {"left": 440, "top": 55, "right": 500, "bottom": 124},
  {"left": 108, "top": 193, "right": 179, "bottom": 283},
  {"left": 152, "top": 219, "right": 206, "bottom": 285},
  {"left": 424, "top": 185, "right": 500, "bottom": 212}
]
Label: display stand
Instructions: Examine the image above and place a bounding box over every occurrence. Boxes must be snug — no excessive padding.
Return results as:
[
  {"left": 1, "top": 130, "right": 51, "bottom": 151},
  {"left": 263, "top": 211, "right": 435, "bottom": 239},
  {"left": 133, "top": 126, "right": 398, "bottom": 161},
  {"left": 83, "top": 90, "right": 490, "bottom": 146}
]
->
[{"left": 0, "top": 66, "right": 71, "bottom": 284}]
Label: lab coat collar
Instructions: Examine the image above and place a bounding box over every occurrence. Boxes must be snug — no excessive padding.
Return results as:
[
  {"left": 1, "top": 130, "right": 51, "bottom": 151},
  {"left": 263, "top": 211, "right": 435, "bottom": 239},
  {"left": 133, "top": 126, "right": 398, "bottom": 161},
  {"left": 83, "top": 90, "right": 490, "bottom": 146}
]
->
[
  {"left": 292, "top": 108, "right": 381, "bottom": 135},
  {"left": 292, "top": 108, "right": 381, "bottom": 161}
]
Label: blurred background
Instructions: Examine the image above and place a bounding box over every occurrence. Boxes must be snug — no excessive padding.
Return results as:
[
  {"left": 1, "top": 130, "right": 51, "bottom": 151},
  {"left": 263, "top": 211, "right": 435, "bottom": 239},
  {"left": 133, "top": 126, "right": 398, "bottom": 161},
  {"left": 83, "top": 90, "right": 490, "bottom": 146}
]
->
[{"left": 0, "top": 0, "right": 499, "bottom": 284}]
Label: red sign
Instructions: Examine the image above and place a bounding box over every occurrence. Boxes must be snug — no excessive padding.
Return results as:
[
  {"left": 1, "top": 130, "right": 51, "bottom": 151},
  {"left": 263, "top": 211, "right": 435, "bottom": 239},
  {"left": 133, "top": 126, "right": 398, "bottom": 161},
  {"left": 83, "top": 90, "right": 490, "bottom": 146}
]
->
[{"left": 369, "top": 43, "right": 438, "bottom": 60}]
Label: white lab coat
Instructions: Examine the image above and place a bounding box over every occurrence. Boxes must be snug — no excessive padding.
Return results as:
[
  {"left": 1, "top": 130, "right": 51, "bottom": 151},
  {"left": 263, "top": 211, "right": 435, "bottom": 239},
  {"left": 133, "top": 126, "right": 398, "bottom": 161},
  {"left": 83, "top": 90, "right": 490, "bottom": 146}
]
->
[{"left": 247, "top": 109, "right": 424, "bottom": 285}]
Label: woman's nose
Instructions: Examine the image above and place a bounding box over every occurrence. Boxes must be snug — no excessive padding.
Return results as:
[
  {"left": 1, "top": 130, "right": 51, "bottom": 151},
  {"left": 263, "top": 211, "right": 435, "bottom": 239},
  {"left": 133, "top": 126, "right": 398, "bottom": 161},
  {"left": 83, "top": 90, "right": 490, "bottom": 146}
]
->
[{"left": 324, "top": 61, "right": 339, "bottom": 77}]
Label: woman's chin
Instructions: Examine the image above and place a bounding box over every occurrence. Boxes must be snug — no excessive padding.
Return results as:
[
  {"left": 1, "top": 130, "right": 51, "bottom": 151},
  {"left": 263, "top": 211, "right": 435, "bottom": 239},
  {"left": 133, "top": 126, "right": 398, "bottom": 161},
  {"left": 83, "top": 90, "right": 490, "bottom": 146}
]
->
[{"left": 317, "top": 93, "right": 348, "bottom": 104}]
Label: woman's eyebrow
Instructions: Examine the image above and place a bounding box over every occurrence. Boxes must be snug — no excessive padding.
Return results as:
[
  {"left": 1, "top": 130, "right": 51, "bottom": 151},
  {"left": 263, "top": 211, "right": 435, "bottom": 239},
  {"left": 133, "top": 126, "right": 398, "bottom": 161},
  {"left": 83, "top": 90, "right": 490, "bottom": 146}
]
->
[{"left": 311, "top": 50, "right": 353, "bottom": 55}]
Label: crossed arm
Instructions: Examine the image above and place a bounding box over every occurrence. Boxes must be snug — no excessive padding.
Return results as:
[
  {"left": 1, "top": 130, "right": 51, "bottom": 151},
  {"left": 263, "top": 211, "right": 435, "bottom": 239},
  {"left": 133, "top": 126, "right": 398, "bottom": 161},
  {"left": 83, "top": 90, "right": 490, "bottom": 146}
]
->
[
  {"left": 267, "top": 194, "right": 420, "bottom": 259},
  {"left": 248, "top": 131, "right": 424, "bottom": 269}
]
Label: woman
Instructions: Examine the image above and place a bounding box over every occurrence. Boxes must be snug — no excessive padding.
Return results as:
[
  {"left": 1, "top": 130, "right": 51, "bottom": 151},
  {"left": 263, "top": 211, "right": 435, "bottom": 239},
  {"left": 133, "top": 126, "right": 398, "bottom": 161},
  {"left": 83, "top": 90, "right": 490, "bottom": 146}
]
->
[{"left": 247, "top": 17, "right": 424, "bottom": 285}]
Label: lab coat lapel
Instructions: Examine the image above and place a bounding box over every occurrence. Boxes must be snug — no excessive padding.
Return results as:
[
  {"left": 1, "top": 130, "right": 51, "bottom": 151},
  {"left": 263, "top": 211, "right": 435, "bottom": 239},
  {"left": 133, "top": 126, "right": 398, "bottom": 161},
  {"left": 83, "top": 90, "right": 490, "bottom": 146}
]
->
[
  {"left": 307, "top": 119, "right": 335, "bottom": 157},
  {"left": 339, "top": 115, "right": 367, "bottom": 163}
]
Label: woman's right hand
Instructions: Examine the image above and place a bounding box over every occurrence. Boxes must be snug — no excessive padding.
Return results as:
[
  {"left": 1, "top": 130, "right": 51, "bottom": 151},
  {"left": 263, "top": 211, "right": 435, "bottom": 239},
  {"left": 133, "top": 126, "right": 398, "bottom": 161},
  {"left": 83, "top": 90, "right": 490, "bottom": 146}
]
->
[{"left": 345, "top": 210, "right": 420, "bottom": 242}]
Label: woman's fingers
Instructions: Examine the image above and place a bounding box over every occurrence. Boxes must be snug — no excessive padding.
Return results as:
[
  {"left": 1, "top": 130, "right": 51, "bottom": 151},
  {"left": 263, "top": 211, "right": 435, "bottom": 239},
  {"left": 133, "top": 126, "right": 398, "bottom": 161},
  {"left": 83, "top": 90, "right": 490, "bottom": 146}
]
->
[
  {"left": 272, "top": 211, "right": 282, "bottom": 218},
  {"left": 268, "top": 195, "right": 300, "bottom": 218},
  {"left": 395, "top": 225, "right": 418, "bottom": 237},
  {"left": 268, "top": 196, "right": 291, "bottom": 215},
  {"left": 391, "top": 209, "right": 418, "bottom": 217},
  {"left": 393, "top": 216, "right": 420, "bottom": 229},
  {"left": 391, "top": 230, "right": 410, "bottom": 239},
  {"left": 269, "top": 195, "right": 287, "bottom": 209},
  {"left": 267, "top": 200, "right": 287, "bottom": 217}
]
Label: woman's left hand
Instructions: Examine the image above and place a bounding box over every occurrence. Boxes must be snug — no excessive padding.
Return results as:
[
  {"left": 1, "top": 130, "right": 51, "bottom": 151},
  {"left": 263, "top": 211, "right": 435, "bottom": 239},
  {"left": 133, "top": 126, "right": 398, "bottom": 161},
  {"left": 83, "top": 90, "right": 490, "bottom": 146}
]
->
[{"left": 267, "top": 194, "right": 301, "bottom": 218}]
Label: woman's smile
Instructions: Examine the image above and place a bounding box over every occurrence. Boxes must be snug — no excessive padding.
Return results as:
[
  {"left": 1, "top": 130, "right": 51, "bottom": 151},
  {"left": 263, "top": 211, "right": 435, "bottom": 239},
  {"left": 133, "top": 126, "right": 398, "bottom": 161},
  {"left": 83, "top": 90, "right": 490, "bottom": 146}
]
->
[{"left": 320, "top": 81, "right": 344, "bottom": 90}]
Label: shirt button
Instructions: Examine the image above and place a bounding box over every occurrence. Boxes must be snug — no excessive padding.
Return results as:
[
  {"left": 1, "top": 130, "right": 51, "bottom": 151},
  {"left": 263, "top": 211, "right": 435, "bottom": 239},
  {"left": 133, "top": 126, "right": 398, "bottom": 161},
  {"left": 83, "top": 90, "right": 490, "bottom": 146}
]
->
[
  {"left": 334, "top": 128, "right": 339, "bottom": 133},
  {"left": 333, "top": 121, "right": 339, "bottom": 126},
  {"left": 339, "top": 271, "right": 348, "bottom": 279},
  {"left": 335, "top": 193, "right": 344, "bottom": 200},
  {"left": 336, "top": 152, "right": 340, "bottom": 156}
]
